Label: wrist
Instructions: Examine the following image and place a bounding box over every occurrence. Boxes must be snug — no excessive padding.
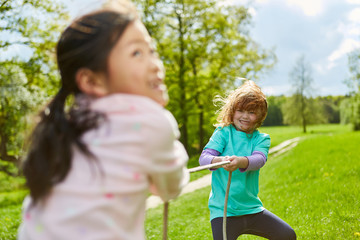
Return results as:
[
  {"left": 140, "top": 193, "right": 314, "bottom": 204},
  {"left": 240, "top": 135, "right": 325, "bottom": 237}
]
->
[
  {"left": 242, "top": 156, "right": 249, "bottom": 169},
  {"left": 212, "top": 156, "right": 223, "bottom": 164}
]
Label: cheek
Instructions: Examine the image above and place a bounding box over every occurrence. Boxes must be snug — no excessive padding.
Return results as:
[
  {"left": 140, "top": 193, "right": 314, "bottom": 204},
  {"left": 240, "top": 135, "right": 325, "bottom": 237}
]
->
[
  {"left": 251, "top": 115, "right": 259, "bottom": 123},
  {"left": 107, "top": 58, "right": 119, "bottom": 83},
  {"left": 232, "top": 113, "right": 238, "bottom": 121}
]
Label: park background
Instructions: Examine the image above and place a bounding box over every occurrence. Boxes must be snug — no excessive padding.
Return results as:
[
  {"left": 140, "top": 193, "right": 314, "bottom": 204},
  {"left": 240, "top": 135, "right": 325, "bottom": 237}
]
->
[{"left": 0, "top": 0, "right": 359, "bottom": 239}]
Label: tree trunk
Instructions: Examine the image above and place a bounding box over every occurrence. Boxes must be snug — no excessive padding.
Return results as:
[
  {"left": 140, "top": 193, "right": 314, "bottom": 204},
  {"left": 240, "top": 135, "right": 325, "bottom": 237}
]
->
[
  {"left": 176, "top": 6, "right": 188, "bottom": 151},
  {"left": 0, "top": 132, "right": 19, "bottom": 176},
  {"left": 353, "top": 96, "right": 360, "bottom": 131},
  {"left": 199, "top": 105, "right": 204, "bottom": 150}
]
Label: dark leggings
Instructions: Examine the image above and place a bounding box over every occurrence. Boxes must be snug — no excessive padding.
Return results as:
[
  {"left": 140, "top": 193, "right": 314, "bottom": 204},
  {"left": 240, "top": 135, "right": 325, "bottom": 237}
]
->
[{"left": 211, "top": 209, "right": 296, "bottom": 240}]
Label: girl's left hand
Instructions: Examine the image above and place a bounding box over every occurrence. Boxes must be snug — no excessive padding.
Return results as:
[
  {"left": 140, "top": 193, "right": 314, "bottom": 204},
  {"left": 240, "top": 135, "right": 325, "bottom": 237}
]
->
[{"left": 222, "top": 156, "right": 249, "bottom": 172}]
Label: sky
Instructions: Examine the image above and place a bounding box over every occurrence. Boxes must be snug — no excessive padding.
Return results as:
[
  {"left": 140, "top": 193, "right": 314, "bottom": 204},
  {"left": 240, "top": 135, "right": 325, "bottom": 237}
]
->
[{"left": 224, "top": 0, "right": 360, "bottom": 96}]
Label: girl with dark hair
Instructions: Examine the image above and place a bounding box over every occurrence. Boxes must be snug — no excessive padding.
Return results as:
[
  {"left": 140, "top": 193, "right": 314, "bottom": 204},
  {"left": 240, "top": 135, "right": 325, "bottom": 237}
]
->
[
  {"left": 18, "top": 1, "right": 189, "bottom": 239},
  {"left": 199, "top": 80, "right": 296, "bottom": 240}
]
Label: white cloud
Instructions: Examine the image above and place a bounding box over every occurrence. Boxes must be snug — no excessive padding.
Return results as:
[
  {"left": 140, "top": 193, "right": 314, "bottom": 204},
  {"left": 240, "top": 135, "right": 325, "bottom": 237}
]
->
[
  {"left": 334, "top": 8, "right": 360, "bottom": 39},
  {"left": 346, "top": 0, "right": 360, "bottom": 4},
  {"left": 285, "top": 0, "right": 325, "bottom": 16},
  {"left": 326, "top": 6, "right": 360, "bottom": 69},
  {"left": 336, "top": 22, "right": 360, "bottom": 38},
  {"left": 348, "top": 8, "right": 360, "bottom": 23},
  {"left": 327, "top": 38, "right": 360, "bottom": 68}
]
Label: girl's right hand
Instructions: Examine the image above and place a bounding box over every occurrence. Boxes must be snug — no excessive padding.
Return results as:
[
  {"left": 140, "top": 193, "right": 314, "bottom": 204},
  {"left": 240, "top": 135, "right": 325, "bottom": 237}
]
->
[
  {"left": 222, "top": 155, "right": 249, "bottom": 172},
  {"left": 211, "top": 156, "right": 231, "bottom": 169}
]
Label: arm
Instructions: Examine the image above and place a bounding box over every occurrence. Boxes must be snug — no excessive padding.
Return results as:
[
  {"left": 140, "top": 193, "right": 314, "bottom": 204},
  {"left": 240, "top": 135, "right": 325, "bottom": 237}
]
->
[
  {"left": 241, "top": 151, "right": 267, "bottom": 172},
  {"left": 199, "top": 148, "right": 225, "bottom": 171},
  {"left": 199, "top": 148, "right": 220, "bottom": 166},
  {"left": 222, "top": 151, "right": 267, "bottom": 172},
  {"left": 146, "top": 109, "right": 189, "bottom": 202}
]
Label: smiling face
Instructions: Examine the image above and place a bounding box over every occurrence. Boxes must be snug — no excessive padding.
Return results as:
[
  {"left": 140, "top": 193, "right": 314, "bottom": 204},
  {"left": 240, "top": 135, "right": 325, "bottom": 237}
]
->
[
  {"left": 232, "top": 108, "right": 259, "bottom": 133},
  {"left": 105, "top": 19, "right": 167, "bottom": 106}
]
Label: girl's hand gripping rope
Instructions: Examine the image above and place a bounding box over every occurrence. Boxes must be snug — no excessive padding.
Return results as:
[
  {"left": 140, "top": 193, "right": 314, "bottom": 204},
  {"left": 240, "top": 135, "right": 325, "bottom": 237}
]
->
[
  {"left": 188, "top": 160, "right": 231, "bottom": 173},
  {"left": 222, "top": 156, "right": 249, "bottom": 172}
]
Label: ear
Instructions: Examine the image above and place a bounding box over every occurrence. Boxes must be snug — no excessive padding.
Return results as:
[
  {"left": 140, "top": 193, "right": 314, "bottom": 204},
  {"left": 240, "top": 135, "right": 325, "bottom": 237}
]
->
[{"left": 75, "top": 68, "right": 109, "bottom": 97}]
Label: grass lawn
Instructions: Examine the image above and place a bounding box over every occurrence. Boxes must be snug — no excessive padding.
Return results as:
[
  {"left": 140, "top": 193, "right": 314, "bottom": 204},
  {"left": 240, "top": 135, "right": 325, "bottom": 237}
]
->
[
  {"left": 145, "top": 125, "right": 360, "bottom": 239},
  {"left": 1, "top": 124, "right": 359, "bottom": 239},
  {"left": 0, "top": 175, "right": 27, "bottom": 240}
]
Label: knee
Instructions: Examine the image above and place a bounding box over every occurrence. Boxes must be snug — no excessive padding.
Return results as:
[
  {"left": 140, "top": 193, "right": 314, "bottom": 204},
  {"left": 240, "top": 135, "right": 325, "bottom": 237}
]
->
[{"left": 277, "top": 227, "right": 296, "bottom": 240}]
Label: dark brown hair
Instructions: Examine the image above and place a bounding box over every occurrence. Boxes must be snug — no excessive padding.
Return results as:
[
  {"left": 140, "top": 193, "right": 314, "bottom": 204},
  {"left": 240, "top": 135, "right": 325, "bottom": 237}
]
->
[{"left": 22, "top": 8, "right": 136, "bottom": 205}]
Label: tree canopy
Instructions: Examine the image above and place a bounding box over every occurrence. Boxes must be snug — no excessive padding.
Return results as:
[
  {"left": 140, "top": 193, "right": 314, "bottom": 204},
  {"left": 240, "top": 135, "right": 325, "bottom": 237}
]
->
[
  {"left": 0, "top": 0, "right": 68, "bottom": 175},
  {"left": 347, "top": 49, "right": 360, "bottom": 130},
  {"left": 134, "top": 0, "right": 276, "bottom": 153},
  {"left": 282, "top": 55, "right": 325, "bottom": 133}
]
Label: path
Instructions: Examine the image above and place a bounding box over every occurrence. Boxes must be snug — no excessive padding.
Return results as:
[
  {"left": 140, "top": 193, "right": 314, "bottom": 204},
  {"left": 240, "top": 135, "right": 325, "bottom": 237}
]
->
[{"left": 146, "top": 137, "right": 301, "bottom": 210}]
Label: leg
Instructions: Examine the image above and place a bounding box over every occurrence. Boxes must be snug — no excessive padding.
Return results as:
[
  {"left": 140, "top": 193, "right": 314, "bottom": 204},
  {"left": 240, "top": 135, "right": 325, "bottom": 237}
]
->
[
  {"left": 244, "top": 209, "right": 296, "bottom": 240},
  {"left": 211, "top": 216, "right": 247, "bottom": 240}
]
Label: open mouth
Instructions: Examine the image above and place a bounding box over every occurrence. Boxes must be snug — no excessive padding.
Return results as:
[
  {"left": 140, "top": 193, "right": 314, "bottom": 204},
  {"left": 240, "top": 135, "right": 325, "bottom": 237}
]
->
[
  {"left": 148, "top": 82, "right": 166, "bottom": 91},
  {"left": 240, "top": 120, "right": 250, "bottom": 125}
]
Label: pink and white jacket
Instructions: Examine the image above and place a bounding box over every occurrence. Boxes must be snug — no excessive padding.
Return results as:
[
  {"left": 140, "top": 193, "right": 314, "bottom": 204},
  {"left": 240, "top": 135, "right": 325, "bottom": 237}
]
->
[{"left": 19, "top": 94, "right": 189, "bottom": 240}]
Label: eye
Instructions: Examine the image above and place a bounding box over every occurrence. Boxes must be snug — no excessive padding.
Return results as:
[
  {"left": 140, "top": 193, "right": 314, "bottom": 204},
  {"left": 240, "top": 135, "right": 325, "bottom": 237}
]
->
[
  {"left": 150, "top": 41, "right": 157, "bottom": 53},
  {"left": 150, "top": 48, "right": 159, "bottom": 57},
  {"left": 132, "top": 50, "right": 142, "bottom": 57}
]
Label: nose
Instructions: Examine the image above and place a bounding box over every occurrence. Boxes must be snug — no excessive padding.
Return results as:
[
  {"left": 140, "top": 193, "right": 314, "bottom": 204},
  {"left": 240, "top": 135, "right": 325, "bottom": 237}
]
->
[
  {"left": 243, "top": 111, "right": 250, "bottom": 118},
  {"left": 150, "top": 56, "right": 165, "bottom": 80}
]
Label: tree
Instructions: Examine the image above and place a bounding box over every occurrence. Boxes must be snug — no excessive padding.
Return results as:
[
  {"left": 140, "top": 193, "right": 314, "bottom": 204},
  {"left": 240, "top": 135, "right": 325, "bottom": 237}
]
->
[
  {"left": 347, "top": 49, "right": 360, "bottom": 130},
  {"left": 0, "top": 0, "right": 68, "bottom": 175},
  {"left": 135, "top": 0, "right": 276, "bottom": 153},
  {"left": 282, "top": 55, "right": 324, "bottom": 133},
  {"left": 262, "top": 95, "right": 285, "bottom": 126},
  {"left": 0, "top": 62, "right": 47, "bottom": 175},
  {"left": 340, "top": 97, "right": 352, "bottom": 125},
  {"left": 316, "top": 95, "right": 344, "bottom": 124}
]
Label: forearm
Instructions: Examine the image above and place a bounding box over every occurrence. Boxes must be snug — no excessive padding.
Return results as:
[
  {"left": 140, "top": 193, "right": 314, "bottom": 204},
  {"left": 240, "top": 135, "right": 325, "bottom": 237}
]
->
[
  {"left": 211, "top": 156, "right": 227, "bottom": 164},
  {"left": 199, "top": 148, "right": 227, "bottom": 170},
  {"left": 199, "top": 149, "right": 266, "bottom": 172},
  {"left": 199, "top": 148, "right": 220, "bottom": 165},
  {"left": 240, "top": 151, "right": 267, "bottom": 172}
]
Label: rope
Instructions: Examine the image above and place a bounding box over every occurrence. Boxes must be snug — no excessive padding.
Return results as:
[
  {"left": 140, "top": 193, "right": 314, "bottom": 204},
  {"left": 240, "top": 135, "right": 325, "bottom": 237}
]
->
[
  {"left": 223, "top": 171, "right": 232, "bottom": 240},
  {"left": 163, "top": 202, "right": 169, "bottom": 240},
  {"left": 162, "top": 161, "right": 231, "bottom": 240}
]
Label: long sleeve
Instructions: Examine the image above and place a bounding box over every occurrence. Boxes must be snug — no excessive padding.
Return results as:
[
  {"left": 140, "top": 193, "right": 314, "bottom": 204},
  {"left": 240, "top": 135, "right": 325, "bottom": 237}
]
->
[
  {"left": 240, "top": 151, "right": 267, "bottom": 172},
  {"left": 199, "top": 148, "right": 220, "bottom": 166},
  {"left": 145, "top": 110, "right": 190, "bottom": 202}
]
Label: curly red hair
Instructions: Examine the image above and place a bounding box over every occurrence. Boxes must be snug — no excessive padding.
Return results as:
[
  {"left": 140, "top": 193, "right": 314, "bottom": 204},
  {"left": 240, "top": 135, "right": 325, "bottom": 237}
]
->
[{"left": 215, "top": 79, "right": 267, "bottom": 129}]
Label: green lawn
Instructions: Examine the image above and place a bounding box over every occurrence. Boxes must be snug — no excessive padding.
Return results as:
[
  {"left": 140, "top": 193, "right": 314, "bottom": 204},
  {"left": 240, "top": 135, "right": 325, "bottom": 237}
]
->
[
  {"left": 0, "top": 174, "right": 26, "bottom": 240},
  {"left": 259, "top": 124, "right": 352, "bottom": 147},
  {"left": 1, "top": 124, "right": 359, "bottom": 240},
  {"left": 145, "top": 125, "right": 360, "bottom": 239}
]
